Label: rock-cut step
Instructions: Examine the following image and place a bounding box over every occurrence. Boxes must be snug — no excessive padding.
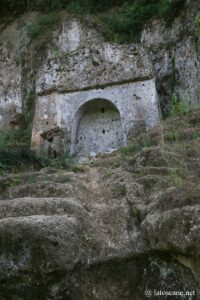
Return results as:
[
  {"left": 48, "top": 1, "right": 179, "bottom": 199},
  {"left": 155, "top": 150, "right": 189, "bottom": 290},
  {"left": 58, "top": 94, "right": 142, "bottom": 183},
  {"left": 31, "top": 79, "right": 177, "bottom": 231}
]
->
[
  {"left": 1, "top": 181, "right": 74, "bottom": 200},
  {"left": 0, "top": 197, "right": 85, "bottom": 220},
  {"left": 0, "top": 169, "right": 76, "bottom": 200}
]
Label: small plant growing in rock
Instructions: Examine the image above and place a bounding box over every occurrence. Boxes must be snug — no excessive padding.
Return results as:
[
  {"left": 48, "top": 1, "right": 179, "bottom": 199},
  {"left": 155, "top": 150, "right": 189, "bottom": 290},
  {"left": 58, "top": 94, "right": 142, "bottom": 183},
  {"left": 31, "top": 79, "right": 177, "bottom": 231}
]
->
[
  {"left": 23, "top": 91, "right": 35, "bottom": 124},
  {"left": 111, "top": 182, "right": 126, "bottom": 197},
  {"left": 67, "top": 1, "right": 83, "bottom": 14},
  {"left": 27, "top": 12, "right": 59, "bottom": 40},
  {"left": 121, "top": 138, "right": 151, "bottom": 156},
  {"left": 195, "top": 14, "right": 200, "bottom": 51},
  {"left": 169, "top": 93, "right": 189, "bottom": 117},
  {"left": 170, "top": 169, "right": 183, "bottom": 189},
  {"left": 0, "top": 129, "right": 31, "bottom": 150}
]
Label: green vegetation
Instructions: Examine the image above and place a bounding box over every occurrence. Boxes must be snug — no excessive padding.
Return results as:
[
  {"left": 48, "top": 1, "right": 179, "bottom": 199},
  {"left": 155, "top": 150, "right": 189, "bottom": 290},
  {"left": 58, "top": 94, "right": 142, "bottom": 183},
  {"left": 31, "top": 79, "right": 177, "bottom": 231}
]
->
[
  {"left": 171, "top": 57, "right": 177, "bottom": 94},
  {"left": 0, "top": 147, "right": 83, "bottom": 173},
  {"left": 166, "top": 56, "right": 199, "bottom": 118},
  {"left": 166, "top": 57, "right": 190, "bottom": 118},
  {"left": 1, "top": 0, "right": 64, "bottom": 14},
  {"left": 0, "top": 129, "right": 32, "bottom": 171},
  {"left": 195, "top": 14, "right": 200, "bottom": 51},
  {"left": 169, "top": 94, "right": 189, "bottom": 117},
  {"left": 27, "top": 12, "right": 59, "bottom": 39},
  {"left": 2, "top": 0, "right": 186, "bottom": 42},
  {"left": 169, "top": 169, "right": 183, "bottom": 188},
  {"left": 35, "top": 152, "right": 85, "bottom": 172},
  {"left": 121, "top": 138, "right": 151, "bottom": 156},
  {"left": 164, "top": 128, "right": 199, "bottom": 144},
  {"left": 112, "top": 182, "right": 126, "bottom": 197},
  {"left": 0, "top": 0, "right": 190, "bottom": 172},
  {"left": 0, "top": 129, "right": 83, "bottom": 172},
  {"left": 97, "top": 0, "right": 186, "bottom": 42},
  {"left": 0, "top": 129, "right": 31, "bottom": 149},
  {"left": 121, "top": 106, "right": 200, "bottom": 164},
  {"left": 168, "top": 93, "right": 200, "bottom": 118},
  {"left": 23, "top": 91, "right": 35, "bottom": 124},
  {"left": 0, "top": 149, "right": 37, "bottom": 172}
]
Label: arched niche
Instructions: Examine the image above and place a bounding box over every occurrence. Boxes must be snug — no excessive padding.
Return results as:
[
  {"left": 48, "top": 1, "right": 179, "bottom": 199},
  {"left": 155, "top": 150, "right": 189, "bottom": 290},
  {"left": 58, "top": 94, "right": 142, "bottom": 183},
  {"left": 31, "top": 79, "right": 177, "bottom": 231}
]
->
[{"left": 71, "top": 98, "right": 124, "bottom": 156}]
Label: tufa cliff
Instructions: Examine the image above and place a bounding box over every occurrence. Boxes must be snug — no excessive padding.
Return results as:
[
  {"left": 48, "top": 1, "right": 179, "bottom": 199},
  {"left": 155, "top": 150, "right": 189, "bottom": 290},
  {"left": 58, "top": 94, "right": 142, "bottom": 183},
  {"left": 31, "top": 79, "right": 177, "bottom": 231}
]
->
[{"left": 0, "top": 0, "right": 200, "bottom": 299}]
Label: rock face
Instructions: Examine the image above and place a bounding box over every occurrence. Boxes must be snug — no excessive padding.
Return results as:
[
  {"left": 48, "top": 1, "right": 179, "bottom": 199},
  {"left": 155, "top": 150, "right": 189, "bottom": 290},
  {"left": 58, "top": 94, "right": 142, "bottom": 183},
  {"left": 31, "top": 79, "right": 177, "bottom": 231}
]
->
[
  {"left": 36, "top": 42, "right": 153, "bottom": 94},
  {"left": 32, "top": 17, "right": 159, "bottom": 157},
  {"left": 2, "top": 1, "right": 200, "bottom": 154},
  {"left": 0, "top": 14, "right": 160, "bottom": 157},
  {"left": 141, "top": 0, "right": 200, "bottom": 115},
  {"left": 0, "top": 22, "right": 22, "bottom": 129},
  {"left": 1, "top": 1, "right": 200, "bottom": 148},
  {"left": 32, "top": 79, "right": 159, "bottom": 157},
  {"left": 1, "top": 4, "right": 200, "bottom": 298},
  {"left": 1, "top": 109, "right": 200, "bottom": 299},
  {"left": 0, "top": 13, "right": 45, "bottom": 130}
]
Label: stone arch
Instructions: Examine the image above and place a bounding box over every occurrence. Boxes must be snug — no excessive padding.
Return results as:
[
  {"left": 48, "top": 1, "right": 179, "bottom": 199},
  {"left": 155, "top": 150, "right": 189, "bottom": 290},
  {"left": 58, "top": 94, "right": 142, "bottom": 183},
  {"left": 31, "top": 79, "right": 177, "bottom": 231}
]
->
[{"left": 71, "top": 98, "right": 124, "bottom": 156}]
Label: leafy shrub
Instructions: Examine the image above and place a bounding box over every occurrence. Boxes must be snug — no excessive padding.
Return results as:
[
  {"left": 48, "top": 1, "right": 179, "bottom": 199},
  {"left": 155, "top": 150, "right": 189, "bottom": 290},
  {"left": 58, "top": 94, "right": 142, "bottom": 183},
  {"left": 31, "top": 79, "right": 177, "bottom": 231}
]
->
[
  {"left": 33, "top": 151, "right": 84, "bottom": 172},
  {"left": 159, "top": 0, "right": 187, "bottom": 20},
  {"left": 35, "top": 152, "right": 70, "bottom": 168},
  {"left": 0, "top": 148, "right": 82, "bottom": 172},
  {"left": 0, "top": 129, "right": 83, "bottom": 172},
  {"left": 67, "top": 0, "right": 125, "bottom": 14},
  {"left": 122, "top": 0, "right": 159, "bottom": 39},
  {"left": 27, "top": 22, "right": 41, "bottom": 39},
  {"left": 96, "top": 0, "right": 186, "bottom": 42},
  {"left": 97, "top": 14, "right": 128, "bottom": 43},
  {"left": 2, "top": 0, "right": 64, "bottom": 14},
  {"left": 27, "top": 12, "right": 59, "bottom": 39},
  {"left": 23, "top": 91, "right": 35, "bottom": 124},
  {"left": 3, "top": 0, "right": 186, "bottom": 42},
  {"left": 0, "top": 129, "right": 31, "bottom": 170},
  {"left": 121, "top": 143, "right": 142, "bottom": 156},
  {"left": 169, "top": 94, "right": 189, "bottom": 117},
  {"left": 98, "top": 0, "right": 159, "bottom": 42},
  {"left": 170, "top": 169, "right": 183, "bottom": 188},
  {"left": 0, "top": 129, "right": 31, "bottom": 150},
  {"left": 67, "top": 1, "right": 83, "bottom": 14},
  {"left": 121, "top": 138, "right": 151, "bottom": 156},
  {"left": 0, "top": 149, "right": 70, "bottom": 173},
  {"left": 0, "top": 149, "right": 36, "bottom": 171},
  {"left": 31, "top": 0, "right": 63, "bottom": 11},
  {"left": 195, "top": 14, "right": 200, "bottom": 51}
]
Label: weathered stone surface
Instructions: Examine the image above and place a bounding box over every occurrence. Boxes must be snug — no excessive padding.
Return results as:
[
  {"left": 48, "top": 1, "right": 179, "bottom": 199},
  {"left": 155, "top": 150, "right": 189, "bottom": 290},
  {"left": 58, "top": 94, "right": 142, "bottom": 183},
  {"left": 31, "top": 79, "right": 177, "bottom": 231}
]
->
[
  {"left": 32, "top": 16, "right": 158, "bottom": 157},
  {"left": 32, "top": 80, "right": 160, "bottom": 156},
  {"left": 0, "top": 22, "right": 22, "bottom": 128},
  {"left": 56, "top": 16, "right": 105, "bottom": 53},
  {"left": 0, "top": 13, "right": 44, "bottom": 130},
  {"left": 1, "top": 110, "right": 200, "bottom": 298},
  {"left": 0, "top": 14, "right": 159, "bottom": 157},
  {"left": 1, "top": 2, "right": 200, "bottom": 151},
  {"left": 34, "top": 17, "right": 153, "bottom": 94},
  {"left": 141, "top": 0, "right": 200, "bottom": 115},
  {"left": 36, "top": 43, "right": 154, "bottom": 94}
]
